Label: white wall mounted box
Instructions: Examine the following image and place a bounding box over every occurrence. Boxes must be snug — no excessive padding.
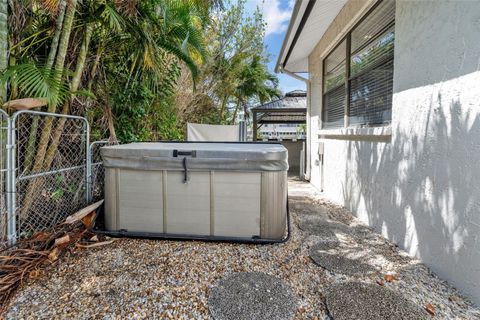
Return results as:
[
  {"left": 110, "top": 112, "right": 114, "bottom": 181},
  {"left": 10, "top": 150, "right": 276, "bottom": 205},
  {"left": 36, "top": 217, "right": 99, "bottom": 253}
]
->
[{"left": 101, "top": 142, "right": 289, "bottom": 241}]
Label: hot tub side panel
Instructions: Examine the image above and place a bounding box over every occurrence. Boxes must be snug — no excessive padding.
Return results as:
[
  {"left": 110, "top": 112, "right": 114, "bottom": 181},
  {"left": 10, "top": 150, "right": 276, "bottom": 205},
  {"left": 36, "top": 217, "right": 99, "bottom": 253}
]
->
[
  {"left": 260, "top": 171, "right": 288, "bottom": 239},
  {"left": 104, "top": 168, "right": 165, "bottom": 233},
  {"left": 212, "top": 171, "right": 261, "bottom": 238},
  {"left": 104, "top": 167, "right": 287, "bottom": 240}
]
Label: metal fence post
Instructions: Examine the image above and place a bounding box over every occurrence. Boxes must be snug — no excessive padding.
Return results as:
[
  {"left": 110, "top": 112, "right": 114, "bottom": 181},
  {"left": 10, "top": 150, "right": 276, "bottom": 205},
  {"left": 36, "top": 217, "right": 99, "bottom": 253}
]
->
[
  {"left": 5, "top": 112, "right": 16, "bottom": 245},
  {"left": 85, "top": 121, "right": 91, "bottom": 204}
]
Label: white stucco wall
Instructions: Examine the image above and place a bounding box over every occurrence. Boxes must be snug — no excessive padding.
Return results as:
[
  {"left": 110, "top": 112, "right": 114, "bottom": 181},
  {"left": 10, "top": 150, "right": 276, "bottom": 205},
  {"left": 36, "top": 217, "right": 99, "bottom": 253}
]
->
[{"left": 308, "top": 0, "right": 480, "bottom": 305}]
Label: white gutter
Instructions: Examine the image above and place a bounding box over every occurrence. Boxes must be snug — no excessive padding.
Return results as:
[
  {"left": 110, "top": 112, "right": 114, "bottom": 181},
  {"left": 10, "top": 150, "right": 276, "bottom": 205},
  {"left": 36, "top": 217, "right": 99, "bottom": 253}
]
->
[
  {"left": 279, "top": 67, "right": 309, "bottom": 83},
  {"left": 275, "top": 0, "right": 305, "bottom": 73}
]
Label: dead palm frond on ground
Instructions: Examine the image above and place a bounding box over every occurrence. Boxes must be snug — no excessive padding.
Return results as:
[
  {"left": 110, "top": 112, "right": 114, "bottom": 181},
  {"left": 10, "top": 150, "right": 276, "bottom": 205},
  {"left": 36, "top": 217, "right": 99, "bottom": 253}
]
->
[{"left": 0, "top": 200, "right": 109, "bottom": 313}]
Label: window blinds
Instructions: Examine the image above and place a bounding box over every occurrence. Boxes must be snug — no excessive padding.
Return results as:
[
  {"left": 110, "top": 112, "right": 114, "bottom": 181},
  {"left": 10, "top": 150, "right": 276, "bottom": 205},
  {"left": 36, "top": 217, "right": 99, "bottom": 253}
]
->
[
  {"left": 323, "top": 40, "right": 346, "bottom": 128},
  {"left": 322, "top": 0, "right": 395, "bottom": 129}
]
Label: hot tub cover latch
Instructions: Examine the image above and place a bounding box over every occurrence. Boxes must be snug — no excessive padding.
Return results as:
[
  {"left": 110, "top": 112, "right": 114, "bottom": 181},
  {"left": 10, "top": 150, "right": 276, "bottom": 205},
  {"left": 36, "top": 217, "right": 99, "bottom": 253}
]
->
[
  {"left": 182, "top": 157, "right": 188, "bottom": 184},
  {"left": 173, "top": 150, "right": 197, "bottom": 158},
  {"left": 173, "top": 149, "right": 196, "bottom": 184}
]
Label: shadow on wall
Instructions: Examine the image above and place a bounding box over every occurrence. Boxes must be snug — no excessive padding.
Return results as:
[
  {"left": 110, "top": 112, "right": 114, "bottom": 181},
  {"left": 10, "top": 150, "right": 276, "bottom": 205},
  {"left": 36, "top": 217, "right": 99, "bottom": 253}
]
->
[{"left": 342, "top": 94, "right": 480, "bottom": 302}]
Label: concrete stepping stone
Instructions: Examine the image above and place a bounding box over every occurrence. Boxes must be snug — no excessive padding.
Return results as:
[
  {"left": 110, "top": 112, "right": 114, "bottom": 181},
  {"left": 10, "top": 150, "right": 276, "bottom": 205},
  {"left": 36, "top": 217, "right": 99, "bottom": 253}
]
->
[
  {"left": 309, "top": 251, "right": 376, "bottom": 276},
  {"left": 290, "top": 201, "right": 328, "bottom": 218},
  {"left": 299, "top": 217, "right": 351, "bottom": 237},
  {"left": 310, "top": 237, "right": 340, "bottom": 251},
  {"left": 208, "top": 272, "right": 296, "bottom": 320},
  {"left": 325, "top": 282, "right": 429, "bottom": 320}
]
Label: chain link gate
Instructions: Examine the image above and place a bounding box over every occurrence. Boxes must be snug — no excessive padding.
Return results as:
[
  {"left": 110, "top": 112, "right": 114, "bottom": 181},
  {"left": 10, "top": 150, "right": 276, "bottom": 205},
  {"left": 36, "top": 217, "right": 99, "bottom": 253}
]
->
[
  {"left": 0, "top": 110, "right": 9, "bottom": 246},
  {"left": 2, "top": 110, "right": 91, "bottom": 246}
]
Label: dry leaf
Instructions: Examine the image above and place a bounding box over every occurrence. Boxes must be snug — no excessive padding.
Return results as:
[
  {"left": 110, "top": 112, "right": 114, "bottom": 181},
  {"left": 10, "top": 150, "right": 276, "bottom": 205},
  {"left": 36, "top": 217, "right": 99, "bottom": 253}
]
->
[
  {"left": 31, "top": 231, "right": 50, "bottom": 241},
  {"left": 48, "top": 248, "right": 60, "bottom": 262},
  {"left": 90, "top": 235, "right": 99, "bottom": 242},
  {"left": 384, "top": 274, "right": 397, "bottom": 282},
  {"left": 75, "top": 240, "right": 116, "bottom": 249},
  {"left": 64, "top": 200, "right": 103, "bottom": 225},
  {"left": 54, "top": 235, "right": 70, "bottom": 248},
  {"left": 29, "top": 269, "right": 44, "bottom": 279},
  {"left": 81, "top": 211, "right": 96, "bottom": 228},
  {"left": 425, "top": 303, "right": 436, "bottom": 316},
  {"left": 2, "top": 98, "right": 47, "bottom": 110}
]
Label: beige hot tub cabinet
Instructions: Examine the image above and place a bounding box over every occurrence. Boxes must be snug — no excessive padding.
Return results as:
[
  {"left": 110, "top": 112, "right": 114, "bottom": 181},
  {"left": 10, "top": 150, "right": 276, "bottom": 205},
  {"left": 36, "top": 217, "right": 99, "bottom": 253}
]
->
[{"left": 101, "top": 142, "right": 289, "bottom": 241}]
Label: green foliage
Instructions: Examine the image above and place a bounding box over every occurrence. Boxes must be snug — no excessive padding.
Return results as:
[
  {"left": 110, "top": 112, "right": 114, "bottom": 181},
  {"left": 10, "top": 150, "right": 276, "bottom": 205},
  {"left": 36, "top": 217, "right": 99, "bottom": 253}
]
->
[
  {"left": 4, "top": 0, "right": 278, "bottom": 142},
  {"left": 0, "top": 63, "right": 72, "bottom": 106},
  {"left": 112, "top": 79, "right": 155, "bottom": 143},
  {"left": 174, "top": 0, "right": 281, "bottom": 126}
]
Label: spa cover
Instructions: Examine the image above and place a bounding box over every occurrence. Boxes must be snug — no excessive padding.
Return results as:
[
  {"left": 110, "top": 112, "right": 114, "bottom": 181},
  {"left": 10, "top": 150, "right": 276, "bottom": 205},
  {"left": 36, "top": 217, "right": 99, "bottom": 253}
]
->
[{"left": 101, "top": 142, "right": 289, "bottom": 172}]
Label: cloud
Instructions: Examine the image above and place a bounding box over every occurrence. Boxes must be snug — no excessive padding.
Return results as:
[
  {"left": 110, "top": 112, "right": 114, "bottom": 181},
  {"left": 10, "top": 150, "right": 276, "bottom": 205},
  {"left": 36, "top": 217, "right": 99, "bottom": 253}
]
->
[{"left": 257, "top": 0, "right": 294, "bottom": 37}]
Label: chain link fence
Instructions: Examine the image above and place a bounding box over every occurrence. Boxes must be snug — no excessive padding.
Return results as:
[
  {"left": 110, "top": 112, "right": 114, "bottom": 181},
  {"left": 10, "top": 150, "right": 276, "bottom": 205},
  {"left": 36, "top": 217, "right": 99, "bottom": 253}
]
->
[
  {"left": 11, "top": 111, "right": 90, "bottom": 241},
  {"left": 0, "top": 110, "right": 9, "bottom": 246},
  {"left": 90, "top": 140, "right": 116, "bottom": 202},
  {"left": 0, "top": 110, "right": 117, "bottom": 247}
]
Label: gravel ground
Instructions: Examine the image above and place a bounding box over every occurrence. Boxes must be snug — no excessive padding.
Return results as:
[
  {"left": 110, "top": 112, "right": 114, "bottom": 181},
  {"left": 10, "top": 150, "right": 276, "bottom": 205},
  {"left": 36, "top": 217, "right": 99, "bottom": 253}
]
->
[
  {"left": 309, "top": 251, "right": 378, "bottom": 276},
  {"left": 208, "top": 272, "right": 296, "bottom": 320},
  {"left": 325, "top": 282, "right": 429, "bottom": 320},
  {"left": 5, "top": 178, "right": 480, "bottom": 319}
]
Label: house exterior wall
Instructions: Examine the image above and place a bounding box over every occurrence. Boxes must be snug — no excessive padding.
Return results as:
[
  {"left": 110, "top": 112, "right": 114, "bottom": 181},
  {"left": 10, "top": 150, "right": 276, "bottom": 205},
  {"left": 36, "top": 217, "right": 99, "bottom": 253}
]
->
[{"left": 308, "top": 0, "right": 480, "bottom": 305}]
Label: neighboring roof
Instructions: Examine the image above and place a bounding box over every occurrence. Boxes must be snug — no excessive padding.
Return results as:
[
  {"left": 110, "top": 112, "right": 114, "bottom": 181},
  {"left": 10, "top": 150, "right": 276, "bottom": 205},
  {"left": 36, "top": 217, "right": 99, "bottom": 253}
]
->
[
  {"left": 285, "top": 90, "right": 307, "bottom": 97},
  {"left": 251, "top": 91, "right": 307, "bottom": 111},
  {"left": 250, "top": 91, "right": 307, "bottom": 124},
  {"left": 275, "top": 0, "right": 348, "bottom": 73}
]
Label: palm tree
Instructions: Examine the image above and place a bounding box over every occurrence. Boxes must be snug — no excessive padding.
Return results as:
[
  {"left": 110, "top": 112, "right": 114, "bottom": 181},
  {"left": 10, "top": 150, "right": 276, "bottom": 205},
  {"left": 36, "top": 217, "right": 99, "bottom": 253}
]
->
[
  {"left": 2, "top": 0, "right": 211, "bottom": 214},
  {"left": 231, "top": 55, "right": 280, "bottom": 124}
]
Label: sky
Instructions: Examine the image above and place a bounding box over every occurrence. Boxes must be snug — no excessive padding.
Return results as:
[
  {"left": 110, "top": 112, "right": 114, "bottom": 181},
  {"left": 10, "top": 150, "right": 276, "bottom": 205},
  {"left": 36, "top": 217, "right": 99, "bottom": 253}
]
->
[{"left": 244, "top": 0, "right": 306, "bottom": 95}]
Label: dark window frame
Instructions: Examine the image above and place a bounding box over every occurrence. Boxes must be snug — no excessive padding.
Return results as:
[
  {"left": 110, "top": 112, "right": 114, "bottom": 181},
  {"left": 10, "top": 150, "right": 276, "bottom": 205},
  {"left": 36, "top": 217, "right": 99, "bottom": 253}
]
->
[{"left": 322, "top": 0, "right": 395, "bottom": 129}]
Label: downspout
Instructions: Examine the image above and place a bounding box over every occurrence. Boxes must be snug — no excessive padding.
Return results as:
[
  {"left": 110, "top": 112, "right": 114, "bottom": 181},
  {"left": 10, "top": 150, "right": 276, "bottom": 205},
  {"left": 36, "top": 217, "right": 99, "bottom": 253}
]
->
[{"left": 279, "top": 67, "right": 312, "bottom": 181}]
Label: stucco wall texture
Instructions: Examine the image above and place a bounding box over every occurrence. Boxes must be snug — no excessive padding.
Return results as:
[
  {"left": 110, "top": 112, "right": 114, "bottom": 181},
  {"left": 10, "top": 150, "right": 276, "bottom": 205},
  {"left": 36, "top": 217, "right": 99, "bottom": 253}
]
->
[{"left": 308, "top": 0, "right": 480, "bottom": 305}]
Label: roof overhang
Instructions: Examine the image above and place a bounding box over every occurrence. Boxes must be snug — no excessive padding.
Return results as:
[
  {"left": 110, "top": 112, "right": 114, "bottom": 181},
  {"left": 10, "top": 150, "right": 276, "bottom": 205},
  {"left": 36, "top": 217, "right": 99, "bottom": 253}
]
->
[
  {"left": 275, "top": 0, "right": 349, "bottom": 74},
  {"left": 253, "top": 108, "right": 307, "bottom": 125}
]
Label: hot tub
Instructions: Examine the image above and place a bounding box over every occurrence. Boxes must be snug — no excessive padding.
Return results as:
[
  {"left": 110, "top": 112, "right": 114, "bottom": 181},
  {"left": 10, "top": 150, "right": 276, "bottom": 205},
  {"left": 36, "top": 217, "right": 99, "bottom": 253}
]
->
[{"left": 101, "top": 142, "right": 288, "bottom": 241}]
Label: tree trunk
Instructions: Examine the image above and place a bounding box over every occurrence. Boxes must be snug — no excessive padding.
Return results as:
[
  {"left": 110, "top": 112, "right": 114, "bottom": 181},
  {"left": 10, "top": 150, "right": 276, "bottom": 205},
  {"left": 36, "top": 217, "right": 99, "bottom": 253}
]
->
[
  {"left": 219, "top": 95, "right": 228, "bottom": 122},
  {"left": 51, "top": 0, "right": 77, "bottom": 105},
  {"left": 43, "top": 23, "right": 93, "bottom": 171},
  {"left": 21, "top": 0, "right": 78, "bottom": 218},
  {"left": 46, "top": 0, "right": 66, "bottom": 70},
  {"left": 231, "top": 99, "right": 240, "bottom": 125},
  {"left": 29, "top": 0, "right": 77, "bottom": 173},
  {"left": 87, "top": 46, "right": 103, "bottom": 92},
  {"left": 104, "top": 104, "right": 117, "bottom": 142},
  {"left": 0, "top": 0, "right": 8, "bottom": 102},
  {"left": 31, "top": 0, "right": 77, "bottom": 168},
  {"left": 23, "top": 0, "right": 67, "bottom": 172}
]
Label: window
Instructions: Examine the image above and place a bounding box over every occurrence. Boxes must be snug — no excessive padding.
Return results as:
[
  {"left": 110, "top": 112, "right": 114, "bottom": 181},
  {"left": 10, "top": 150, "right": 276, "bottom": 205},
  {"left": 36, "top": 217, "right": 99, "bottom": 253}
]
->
[
  {"left": 322, "top": 0, "right": 395, "bottom": 129},
  {"left": 323, "top": 40, "right": 346, "bottom": 128}
]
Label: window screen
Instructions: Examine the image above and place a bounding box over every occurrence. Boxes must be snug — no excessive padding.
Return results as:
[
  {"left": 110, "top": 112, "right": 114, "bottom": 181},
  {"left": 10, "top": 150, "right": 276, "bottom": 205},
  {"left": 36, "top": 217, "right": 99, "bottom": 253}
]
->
[{"left": 322, "top": 0, "right": 395, "bottom": 129}]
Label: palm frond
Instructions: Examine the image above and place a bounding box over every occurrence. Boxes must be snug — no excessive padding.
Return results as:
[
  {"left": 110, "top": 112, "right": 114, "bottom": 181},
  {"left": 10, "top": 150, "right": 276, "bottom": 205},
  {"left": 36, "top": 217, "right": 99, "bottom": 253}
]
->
[
  {"left": 157, "top": 38, "right": 199, "bottom": 81},
  {"left": 99, "top": 3, "right": 125, "bottom": 32},
  {"left": 0, "top": 63, "right": 72, "bottom": 106}
]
